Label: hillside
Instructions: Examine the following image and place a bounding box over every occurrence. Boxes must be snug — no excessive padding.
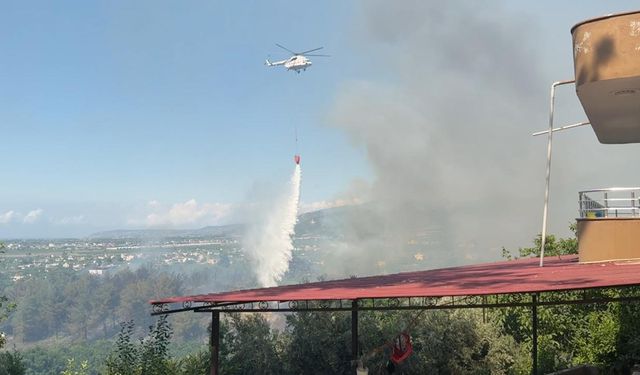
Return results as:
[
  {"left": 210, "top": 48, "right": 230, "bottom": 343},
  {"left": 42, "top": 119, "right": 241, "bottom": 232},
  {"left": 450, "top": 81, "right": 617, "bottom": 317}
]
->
[{"left": 88, "top": 205, "right": 359, "bottom": 240}]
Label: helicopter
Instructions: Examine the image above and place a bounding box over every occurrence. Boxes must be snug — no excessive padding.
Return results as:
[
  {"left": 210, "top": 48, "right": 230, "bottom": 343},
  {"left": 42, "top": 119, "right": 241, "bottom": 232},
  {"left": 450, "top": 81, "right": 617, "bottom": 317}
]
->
[{"left": 265, "top": 44, "right": 329, "bottom": 73}]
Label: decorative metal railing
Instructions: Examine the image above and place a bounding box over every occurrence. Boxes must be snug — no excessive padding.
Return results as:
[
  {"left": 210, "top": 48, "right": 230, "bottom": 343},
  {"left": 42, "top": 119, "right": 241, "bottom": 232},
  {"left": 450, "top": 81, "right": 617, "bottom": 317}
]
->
[
  {"left": 578, "top": 187, "right": 640, "bottom": 218},
  {"left": 150, "top": 286, "right": 640, "bottom": 316}
]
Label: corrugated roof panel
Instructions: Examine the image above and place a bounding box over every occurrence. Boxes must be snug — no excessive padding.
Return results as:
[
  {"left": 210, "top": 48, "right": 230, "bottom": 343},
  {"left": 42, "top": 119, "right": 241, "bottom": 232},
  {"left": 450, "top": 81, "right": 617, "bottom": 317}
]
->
[{"left": 150, "top": 255, "right": 640, "bottom": 305}]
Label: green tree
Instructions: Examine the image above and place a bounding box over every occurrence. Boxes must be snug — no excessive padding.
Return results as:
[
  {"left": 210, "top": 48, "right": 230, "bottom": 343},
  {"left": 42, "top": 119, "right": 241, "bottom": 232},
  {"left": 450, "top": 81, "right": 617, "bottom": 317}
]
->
[
  {"left": 138, "top": 316, "right": 174, "bottom": 375},
  {"left": 502, "top": 223, "right": 578, "bottom": 260},
  {"left": 499, "top": 227, "right": 640, "bottom": 373},
  {"left": 12, "top": 291, "right": 45, "bottom": 342},
  {"left": 177, "top": 351, "right": 210, "bottom": 375},
  {"left": 357, "top": 310, "right": 525, "bottom": 375},
  {"left": 20, "top": 340, "right": 112, "bottom": 374},
  {"left": 284, "top": 311, "right": 352, "bottom": 374},
  {"left": 61, "top": 358, "right": 89, "bottom": 375},
  {"left": 66, "top": 276, "right": 95, "bottom": 341},
  {"left": 104, "top": 321, "right": 138, "bottom": 375},
  {"left": 611, "top": 288, "right": 640, "bottom": 373},
  {"left": 0, "top": 242, "right": 16, "bottom": 349},
  {"left": 0, "top": 350, "right": 25, "bottom": 375},
  {"left": 104, "top": 316, "right": 176, "bottom": 375},
  {"left": 279, "top": 308, "right": 524, "bottom": 374},
  {"left": 223, "top": 313, "right": 283, "bottom": 375}
]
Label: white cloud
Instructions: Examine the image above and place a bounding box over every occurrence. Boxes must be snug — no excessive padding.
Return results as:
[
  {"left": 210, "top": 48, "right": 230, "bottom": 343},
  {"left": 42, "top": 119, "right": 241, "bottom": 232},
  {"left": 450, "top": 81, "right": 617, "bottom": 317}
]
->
[
  {"left": 142, "top": 199, "right": 231, "bottom": 228},
  {"left": 52, "top": 215, "right": 85, "bottom": 225},
  {"left": 23, "top": 209, "right": 44, "bottom": 224},
  {"left": 0, "top": 211, "right": 15, "bottom": 224}
]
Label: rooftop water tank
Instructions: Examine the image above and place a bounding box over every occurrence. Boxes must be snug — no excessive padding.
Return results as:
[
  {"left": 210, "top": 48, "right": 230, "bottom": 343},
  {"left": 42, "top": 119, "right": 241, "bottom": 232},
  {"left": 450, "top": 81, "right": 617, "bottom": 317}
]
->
[{"left": 571, "top": 11, "right": 640, "bottom": 144}]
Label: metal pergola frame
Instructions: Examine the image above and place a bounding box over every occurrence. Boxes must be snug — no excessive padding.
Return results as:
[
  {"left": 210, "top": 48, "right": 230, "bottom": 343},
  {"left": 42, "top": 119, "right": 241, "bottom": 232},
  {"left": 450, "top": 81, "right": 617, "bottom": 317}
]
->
[{"left": 151, "top": 284, "right": 640, "bottom": 375}]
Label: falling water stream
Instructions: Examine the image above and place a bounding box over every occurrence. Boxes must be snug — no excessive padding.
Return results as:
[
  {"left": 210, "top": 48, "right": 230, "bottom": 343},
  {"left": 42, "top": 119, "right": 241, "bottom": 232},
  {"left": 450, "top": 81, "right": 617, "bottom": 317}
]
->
[{"left": 246, "top": 164, "right": 301, "bottom": 287}]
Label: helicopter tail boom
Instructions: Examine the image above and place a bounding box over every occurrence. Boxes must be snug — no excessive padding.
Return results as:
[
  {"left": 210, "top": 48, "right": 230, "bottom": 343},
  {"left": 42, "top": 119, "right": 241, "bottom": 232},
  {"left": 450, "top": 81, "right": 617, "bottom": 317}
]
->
[{"left": 265, "top": 58, "right": 285, "bottom": 67}]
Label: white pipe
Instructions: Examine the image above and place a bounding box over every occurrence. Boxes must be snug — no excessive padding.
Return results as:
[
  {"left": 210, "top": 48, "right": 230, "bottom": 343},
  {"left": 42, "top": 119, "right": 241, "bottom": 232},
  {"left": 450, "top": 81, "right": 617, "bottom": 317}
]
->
[
  {"left": 532, "top": 121, "right": 590, "bottom": 136},
  {"left": 539, "top": 79, "right": 575, "bottom": 267}
]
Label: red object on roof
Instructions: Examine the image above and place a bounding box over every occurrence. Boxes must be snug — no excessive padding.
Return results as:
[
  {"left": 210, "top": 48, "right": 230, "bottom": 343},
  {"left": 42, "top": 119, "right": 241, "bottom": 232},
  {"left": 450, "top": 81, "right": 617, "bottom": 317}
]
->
[{"left": 150, "top": 255, "right": 640, "bottom": 305}]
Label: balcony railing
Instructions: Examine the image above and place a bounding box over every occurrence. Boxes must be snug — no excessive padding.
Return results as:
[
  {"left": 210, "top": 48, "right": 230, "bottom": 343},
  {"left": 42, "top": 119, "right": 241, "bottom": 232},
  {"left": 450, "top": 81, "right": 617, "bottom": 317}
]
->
[{"left": 578, "top": 187, "right": 640, "bottom": 218}]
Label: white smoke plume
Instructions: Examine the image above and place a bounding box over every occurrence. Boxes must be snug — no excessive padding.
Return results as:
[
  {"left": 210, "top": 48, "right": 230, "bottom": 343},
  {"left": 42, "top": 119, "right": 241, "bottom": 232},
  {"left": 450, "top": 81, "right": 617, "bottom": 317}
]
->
[
  {"left": 244, "top": 165, "right": 301, "bottom": 287},
  {"left": 324, "top": 0, "right": 549, "bottom": 276}
]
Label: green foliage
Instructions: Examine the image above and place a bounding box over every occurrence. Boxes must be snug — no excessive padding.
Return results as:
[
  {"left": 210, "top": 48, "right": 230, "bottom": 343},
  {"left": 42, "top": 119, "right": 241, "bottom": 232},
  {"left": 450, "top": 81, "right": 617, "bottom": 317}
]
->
[
  {"left": 0, "top": 242, "right": 16, "bottom": 350},
  {"left": 223, "top": 314, "right": 283, "bottom": 374},
  {"left": 176, "top": 351, "right": 209, "bottom": 375},
  {"left": 104, "top": 321, "right": 138, "bottom": 375},
  {"left": 5, "top": 266, "right": 187, "bottom": 345},
  {"left": 0, "top": 350, "right": 25, "bottom": 375},
  {"left": 612, "top": 290, "right": 640, "bottom": 372},
  {"left": 154, "top": 310, "right": 523, "bottom": 374},
  {"left": 138, "top": 316, "right": 174, "bottom": 375},
  {"left": 4, "top": 265, "right": 207, "bottom": 374},
  {"left": 502, "top": 223, "right": 578, "bottom": 259},
  {"left": 574, "top": 309, "right": 618, "bottom": 367},
  {"left": 104, "top": 316, "right": 175, "bottom": 375},
  {"left": 276, "top": 309, "right": 524, "bottom": 374},
  {"left": 284, "top": 311, "right": 352, "bottom": 374},
  {"left": 358, "top": 310, "right": 526, "bottom": 375},
  {"left": 61, "top": 358, "right": 89, "bottom": 375},
  {"left": 499, "top": 227, "right": 640, "bottom": 373},
  {"left": 20, "top": 340, "right": 112, "bottom": 375}
]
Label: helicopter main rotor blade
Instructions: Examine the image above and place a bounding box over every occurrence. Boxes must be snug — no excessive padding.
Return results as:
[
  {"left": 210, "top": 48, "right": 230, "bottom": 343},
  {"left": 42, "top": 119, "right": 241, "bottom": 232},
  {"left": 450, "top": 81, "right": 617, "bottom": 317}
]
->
[
  {"left": 299, "top": 47, "right": 323, "bottom": 54},
  {"left": 275, "top": 43, "right": 297, "bottom": 55},
  {"left": 305, "top": 54, "right": 331, "bottom": 57}
]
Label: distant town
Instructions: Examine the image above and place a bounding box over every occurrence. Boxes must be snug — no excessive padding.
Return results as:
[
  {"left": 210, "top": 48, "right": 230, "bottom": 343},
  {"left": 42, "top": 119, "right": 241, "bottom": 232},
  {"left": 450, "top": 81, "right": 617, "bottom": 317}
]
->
[
  {"left": 1, "top": 237, "right": 226, "bottom": 282},
  {"left": 0, "top": 232, "right": 333, "bottom": 285},
  {"left": 0, "top": 206, "right": 444, "bottom": 289}
]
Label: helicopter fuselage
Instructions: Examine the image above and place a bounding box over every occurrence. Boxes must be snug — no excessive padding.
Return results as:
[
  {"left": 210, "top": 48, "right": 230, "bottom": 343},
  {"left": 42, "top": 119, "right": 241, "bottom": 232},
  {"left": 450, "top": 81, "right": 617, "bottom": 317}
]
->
[{"left": 284, "top": 55, "right": 312, "bottom": 72}]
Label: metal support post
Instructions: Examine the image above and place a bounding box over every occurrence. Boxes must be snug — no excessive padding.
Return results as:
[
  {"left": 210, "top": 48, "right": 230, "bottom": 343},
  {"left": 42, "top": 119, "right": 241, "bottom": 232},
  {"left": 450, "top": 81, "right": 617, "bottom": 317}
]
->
[
  {"left": 352, "top": 300, "right": 359, "bottom": 363},
  {"left": 482, "top": 295, "right": 487, "bottom": 324},
  {"left": 578, "top": 192, "right": 584, "bottom": 218},
  {"left": 210, "top": 311, "right": 220, "bottom": 375},
  {"left": 532, "top": 294, "right": 538, "bottom": 375}
]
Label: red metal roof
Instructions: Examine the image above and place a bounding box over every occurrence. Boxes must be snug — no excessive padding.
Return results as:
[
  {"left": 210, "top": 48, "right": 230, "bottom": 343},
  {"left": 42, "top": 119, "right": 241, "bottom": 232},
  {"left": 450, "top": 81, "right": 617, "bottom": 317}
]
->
[{"left": 150, "top": 255, "right": 640, "bottom": 305}]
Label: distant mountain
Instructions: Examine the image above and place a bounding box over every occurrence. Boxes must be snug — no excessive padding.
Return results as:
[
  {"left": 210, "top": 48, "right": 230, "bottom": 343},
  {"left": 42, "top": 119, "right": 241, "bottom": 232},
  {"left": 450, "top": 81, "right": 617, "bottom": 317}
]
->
[
  {"left": 87, "top": 206, "right": 357, "bottom": 240},
  {"left": 88, "top": 224, "right": 244, "bottom": 240},
  {"left": 295, "top": 205, "right": 353, "bottom": 236}
]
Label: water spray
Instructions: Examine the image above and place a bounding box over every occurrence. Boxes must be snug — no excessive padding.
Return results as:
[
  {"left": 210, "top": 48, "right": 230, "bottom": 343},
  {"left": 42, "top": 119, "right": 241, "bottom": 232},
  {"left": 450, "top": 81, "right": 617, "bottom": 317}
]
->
[{"left": 245, "top": 163, "right": 301, "bottom": 287}]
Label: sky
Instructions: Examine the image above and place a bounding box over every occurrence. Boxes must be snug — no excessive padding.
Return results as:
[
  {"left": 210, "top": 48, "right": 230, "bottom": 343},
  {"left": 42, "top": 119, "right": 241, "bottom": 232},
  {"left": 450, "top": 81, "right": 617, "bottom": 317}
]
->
[{"left": 1, "top": 1, "right": 639, "bottom": 241}]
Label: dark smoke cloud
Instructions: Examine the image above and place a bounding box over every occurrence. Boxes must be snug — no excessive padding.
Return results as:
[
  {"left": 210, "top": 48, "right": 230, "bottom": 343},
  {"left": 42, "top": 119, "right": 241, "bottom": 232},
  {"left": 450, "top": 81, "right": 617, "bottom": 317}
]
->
[{"left": 325, "top": 1, "right": 549, "bottom": 276}]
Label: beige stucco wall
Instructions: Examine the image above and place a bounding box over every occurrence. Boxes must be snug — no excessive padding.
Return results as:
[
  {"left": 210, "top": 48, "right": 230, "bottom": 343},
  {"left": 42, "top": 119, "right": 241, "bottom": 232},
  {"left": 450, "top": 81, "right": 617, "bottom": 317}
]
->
[
  {"left": 577, "top": 218, "right": 640, "bottom": 262},
  {"left": 571, "top": 11, "right": 640, "bottom": 144},
  {"left": 572, "top": 11, "right": 640, "bottom": 87}
]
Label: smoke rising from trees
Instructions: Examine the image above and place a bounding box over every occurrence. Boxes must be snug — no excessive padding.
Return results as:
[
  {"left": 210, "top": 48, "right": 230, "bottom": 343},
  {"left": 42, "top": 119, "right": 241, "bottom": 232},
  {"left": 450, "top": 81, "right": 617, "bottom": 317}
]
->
[{"left": 326, "top": 1, "right": 549, "bottom": 275}]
